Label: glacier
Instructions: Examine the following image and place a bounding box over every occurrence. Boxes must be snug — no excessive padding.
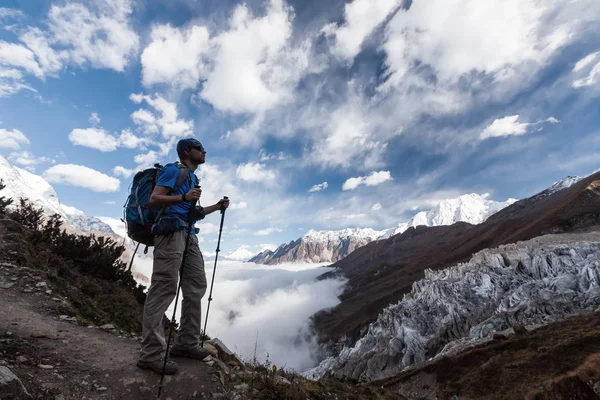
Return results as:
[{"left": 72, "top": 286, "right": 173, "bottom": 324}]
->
[{"left": 305, "top": 231, "right": 600, "bottom": 381}]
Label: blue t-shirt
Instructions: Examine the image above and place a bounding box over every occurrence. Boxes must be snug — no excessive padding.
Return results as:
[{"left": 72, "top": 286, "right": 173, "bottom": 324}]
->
[{"left": 155, "top": 163, "right": 198, "bottom": 221}]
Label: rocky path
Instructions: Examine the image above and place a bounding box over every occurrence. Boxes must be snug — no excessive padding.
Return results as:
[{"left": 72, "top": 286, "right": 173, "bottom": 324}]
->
[{"left": 0, "top": 219, "right": 245, "bottom": 400}]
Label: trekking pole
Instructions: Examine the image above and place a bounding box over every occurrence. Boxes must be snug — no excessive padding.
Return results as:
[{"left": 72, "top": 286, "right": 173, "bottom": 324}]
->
[
  {"left": 201, "top": 196, "right": 228, "bottom": 347},
  {"left": 157, "top": 185, "right": 200, "bottom": 398}
]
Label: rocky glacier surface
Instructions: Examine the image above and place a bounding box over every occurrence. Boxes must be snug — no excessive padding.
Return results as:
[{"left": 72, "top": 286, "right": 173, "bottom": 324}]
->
[{"left": 305, "top": 231, "right": 600, "bottom": 381}]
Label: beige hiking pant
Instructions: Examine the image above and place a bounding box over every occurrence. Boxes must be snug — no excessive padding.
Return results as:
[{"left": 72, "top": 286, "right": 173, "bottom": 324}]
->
[{"left": 139, "top": 230, "right": 207, "bottom": 362}]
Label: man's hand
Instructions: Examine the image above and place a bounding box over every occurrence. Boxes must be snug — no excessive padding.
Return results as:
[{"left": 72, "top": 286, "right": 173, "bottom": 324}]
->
[
  {"left": 185, "top": 187, "right": 202, "bottom": 201},
  {"left": 218, "top": 197, "right": 230, "bottom": 210}
]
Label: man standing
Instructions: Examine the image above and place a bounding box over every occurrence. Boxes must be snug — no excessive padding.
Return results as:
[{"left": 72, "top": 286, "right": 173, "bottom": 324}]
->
[{"left": 137, "top": 138, "right": 229, "bottom": 375}]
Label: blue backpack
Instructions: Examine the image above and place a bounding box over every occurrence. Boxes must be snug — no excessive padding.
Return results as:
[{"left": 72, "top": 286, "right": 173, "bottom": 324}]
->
[{"left": 124, "top": 162, "right": 189, "bottom": 247}]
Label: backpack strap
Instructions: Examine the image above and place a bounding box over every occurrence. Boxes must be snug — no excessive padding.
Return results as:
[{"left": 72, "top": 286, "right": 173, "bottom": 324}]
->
[{"left": 172, "top": 162, "right": 191, "bottom": 193}]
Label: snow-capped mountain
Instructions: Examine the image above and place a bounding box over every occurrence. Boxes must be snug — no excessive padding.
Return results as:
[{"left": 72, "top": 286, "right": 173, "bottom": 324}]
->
[
  {"left": 251, "top": 193, "right": 516, "bottom": 265},
  {"left": 249, "top": 228, "right": 386, "bottom": 265},
  {"left": 0, "top": 155, "right": 113, "bottom": 234},
  {"left": 223, "top": 245, "right": 256, "bottom": 261},
  {"left": 385, "top": 193, "right": 517, "bottom": 237}
]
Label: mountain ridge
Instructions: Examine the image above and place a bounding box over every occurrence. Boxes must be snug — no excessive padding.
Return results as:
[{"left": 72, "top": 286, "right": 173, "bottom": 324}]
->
[{"left": 311, "top": 171, "right": 600, "bottom": 346}]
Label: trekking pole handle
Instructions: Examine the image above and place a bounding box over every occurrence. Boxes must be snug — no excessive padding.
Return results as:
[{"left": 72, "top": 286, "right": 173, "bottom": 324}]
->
[{"left": 219, "top": 196, "right": 228, "bottom": 214}]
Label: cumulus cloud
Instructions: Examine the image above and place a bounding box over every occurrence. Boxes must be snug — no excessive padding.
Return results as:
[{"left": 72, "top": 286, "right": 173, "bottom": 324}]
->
[
  {"left": 308, "top": 182, "right": 328, "bottom": 192},
  {"left": 140, "top": 0, "right": 314, "bottom": 115},
  {"left": 342, "top": 170, "right": 392, "bottom": 190},
  {"left": 69, "top": 128, "right": 119, "bottom": 151},
  {"left": 129, "top": 93, "right": 193, "bottom": 138},
  {"left": 133, "top": 150, "right": 159, "bottom": 166},
  {"left": 480, "top": 115, "right": 560, "bottom": 139},
  {"left": 0, "top": 128, "right": 29, "bottom": 149},
  {"left": 255, "top": 227, "right": 284, "bottom": 236},
  {"left": 371, "top": 203, "right": 382, "bottom": 211},
  {"left": 322, "top": 0, "right": 400, "bottom": 61},
  {"left": 113, "top": 166, "right": 134, "bottom": 179},
  {"left": 236, "top": 163, "right": 276, "bottom": 183},
  {"left": 43, "top": 0, "right": 137, "bottom": 72},
  {"left": 141, "top": 24, "right": 210, "bottom": 89},
  {"left": 69, "top": 126, "right": 148, "bottom": 152},
  {"left": 380, "top": 0, "right": 591, "bottom": 89},
  {"left": 43, "top": 164, "right": 120, "bottom": 192},
  {"left": 8, "top": 151, "right": 50, "bottom": 169},
  {"left": 118, "top": 129, "right": 149, "bottom": 149}
]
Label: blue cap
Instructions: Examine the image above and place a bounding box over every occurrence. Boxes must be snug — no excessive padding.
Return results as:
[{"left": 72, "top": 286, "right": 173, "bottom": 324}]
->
[{"left": 177, "top": 138, "right": 204, "bottom": 158}]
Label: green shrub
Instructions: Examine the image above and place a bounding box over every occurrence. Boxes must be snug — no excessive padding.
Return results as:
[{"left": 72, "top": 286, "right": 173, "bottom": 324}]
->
[
  {"left": 0, "top": 179, "right": 12, "bottom": 214},
  {"left": 4, "top": 198, "right": 147, "bottom": 332}
]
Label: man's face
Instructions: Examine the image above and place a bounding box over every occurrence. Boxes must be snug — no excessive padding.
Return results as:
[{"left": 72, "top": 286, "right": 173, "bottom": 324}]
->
[{"left": 190, "top": 144, "right": 206, "bottom": 164}]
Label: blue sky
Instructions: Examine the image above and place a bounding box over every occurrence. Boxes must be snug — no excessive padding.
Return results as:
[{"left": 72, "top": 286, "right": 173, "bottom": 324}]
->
[{"left": 0, "top": 0, "right": 599, "bottom": 254}]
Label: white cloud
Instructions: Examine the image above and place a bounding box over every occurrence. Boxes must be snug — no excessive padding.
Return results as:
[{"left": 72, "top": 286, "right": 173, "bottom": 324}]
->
[
  {"left": 258, "top": 149, "right": 287, "bottom": 161},
  {"left": 323, "top": 0, "right": 400, "bottom": 61},
  {"left": 141, "top": 24, "right": 210, "bottom": 89},
  {"left": 200, "top": 0, "right": 312, "bottom": 114},
  {"left": 572, "top": 52, "right": 600, "bottom": 88},
  {"left": 371, "top": 203, "right": 382, "bottom": 211},
  {"left": 68, "top": 128, "right": 119, "bottom": 152},
  {"left": 44, "top": 0, "right": 138, "bottom": 72},
  {"left": 104, "top": 201, "right": 116, "bottom": 205},
  {"left": 259, "top": 243, "right": 278, "bottom": 252},
  {"left": 129, "top": 93, "right": 193, "bottom": 138},
  {"left": 43, "top": 164, "right": 120, "bottom": 192},
  {"left": 155, "top": 260, "right": 346, "bottom": 370},
  {"left": 0, "top": 8, "right": 24, "bottom": 20},
  {"left": 381, "top": 0, "right": 589, "bottom": 89},
  {"left": 0, "top": 68, "right": 36, "bottom": 97},
  {"left": 134, "top": 150, "right": 159, "bottom": 166},
  {"left": 0, "top": 1, "right": 138, "bottom": 98},
  {"left": 89, "top": 112, "right": 100, "bottom": 125},
  {"left": 254, "top": 227, "right": 284, "bottom": 236},
  {"left": 8, "top": 151, "right": 50, "bottom": 169},
  {"left": 113, "top": 166, "right": 134, "bottom": 179},
  {"left": 342, "top": 170, "right": 392, "bottom": 190},
  {"left": 308, "top": 182, "right": 328, "bottom": 192},
  {"left": 480, "top": 115, "right": 560, "bottom": 140},
  {"left": 236, "top": 163, "right": 276, "bottom": 183},
  {"left": 0, "top": 41, "right": 45, "bottom": 78},
  {"left": 140, "top": 0, "right": 314, "bottom": 115},
  {"left": 0, "top": 128, "right": 29, "bottom": 149},
  {"left": 573, "top": 52, "right": 599, "bottom": 73},
  {"left": 118, "top": 129, "right": 148, "bottom": 149},
  {"left": 230, "top": 201, "right": 248, "bottom": 210}
]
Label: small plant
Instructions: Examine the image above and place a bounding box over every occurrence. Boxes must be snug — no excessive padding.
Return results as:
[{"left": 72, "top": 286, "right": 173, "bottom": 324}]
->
[{"left": 0, "top": 179, "right": 13, "bottom": 214}]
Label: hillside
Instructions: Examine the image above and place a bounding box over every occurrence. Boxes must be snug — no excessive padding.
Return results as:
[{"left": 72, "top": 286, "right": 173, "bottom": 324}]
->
[{"left": 312, "top": 172, "right": 600, "bottom": 344}]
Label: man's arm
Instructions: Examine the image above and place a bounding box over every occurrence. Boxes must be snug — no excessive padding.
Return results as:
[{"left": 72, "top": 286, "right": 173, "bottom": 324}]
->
[
  {"left": 148, "top": 186, "right": 202, "bottom": 207},
  {"left": 202, "top": 198, "right": 230, "bottom": 216}
]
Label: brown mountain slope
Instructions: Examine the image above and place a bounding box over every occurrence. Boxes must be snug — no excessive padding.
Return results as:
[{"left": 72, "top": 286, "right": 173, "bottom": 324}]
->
[
  {"left": 380, "top": 310, "right": 600, "bottom": 399},
  {"left": 313, "top": 172, "right": 600, "bottom": 343}
]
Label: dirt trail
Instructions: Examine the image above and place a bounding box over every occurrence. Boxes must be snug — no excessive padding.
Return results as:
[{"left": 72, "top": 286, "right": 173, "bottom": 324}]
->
[{"left": 0, "top": 219, "right": 233, "bottom": 400}]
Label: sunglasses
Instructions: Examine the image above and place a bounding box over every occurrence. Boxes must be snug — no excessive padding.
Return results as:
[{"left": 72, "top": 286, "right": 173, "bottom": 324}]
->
[{"left": 193, "top": 145, "right": 205, "bottom": 152}]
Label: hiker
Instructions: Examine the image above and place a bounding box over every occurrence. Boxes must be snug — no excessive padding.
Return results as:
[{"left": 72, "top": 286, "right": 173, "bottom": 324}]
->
[{"left": 136, "top": 138, "right": 229, "bottom": 375}]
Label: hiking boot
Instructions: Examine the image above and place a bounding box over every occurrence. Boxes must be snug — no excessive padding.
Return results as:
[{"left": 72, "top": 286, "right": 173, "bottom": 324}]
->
[
  {"left": 136, "top": 358, "right": 178, "bottom": 375},
  {"left": 169, "top": 346, "right": 211, "bottom": 360}
]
